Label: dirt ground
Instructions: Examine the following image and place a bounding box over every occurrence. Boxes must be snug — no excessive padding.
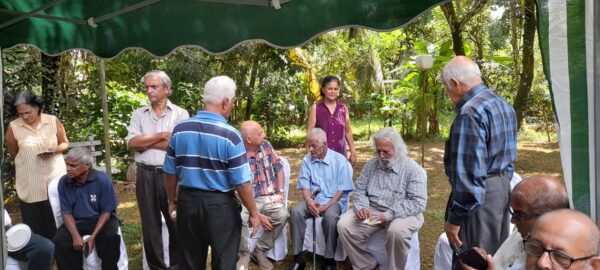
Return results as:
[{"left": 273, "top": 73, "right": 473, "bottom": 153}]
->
[{"left": 10, "top": 140, "right": 562, "bottom": 269}]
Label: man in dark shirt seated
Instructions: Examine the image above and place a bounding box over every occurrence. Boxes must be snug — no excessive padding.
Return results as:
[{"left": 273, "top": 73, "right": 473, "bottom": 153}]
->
[{"left": 52, "top": 147, "right": 120, "bottom": 270}]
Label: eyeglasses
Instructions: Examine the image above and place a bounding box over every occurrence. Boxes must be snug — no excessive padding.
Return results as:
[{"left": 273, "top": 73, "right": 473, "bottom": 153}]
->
[
  {"left": 509, "top": 207, "right": 541, "bottom": 222},
  {"left": 523, "top": 238, "right": 595, "bottom": 268}
]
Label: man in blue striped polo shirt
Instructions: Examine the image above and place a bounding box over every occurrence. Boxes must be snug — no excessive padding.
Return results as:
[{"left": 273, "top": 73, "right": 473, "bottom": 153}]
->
[{"left": 164, "top": 76, "right": 264, "bottom": 270}]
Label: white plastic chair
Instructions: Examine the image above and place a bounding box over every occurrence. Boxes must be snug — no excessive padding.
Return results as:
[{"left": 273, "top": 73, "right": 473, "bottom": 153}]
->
[
  {"left": 48, "top": 175, "right": 129, "bottom": 270},
  {"left": 246, "top": 156, "right": 291, "bottom": 261},
  {"left": 142, "top": 213, "right": 171, "bottom": 270},
  {"left": 5, "top": 210, "right": 28, "bottom": 270}
]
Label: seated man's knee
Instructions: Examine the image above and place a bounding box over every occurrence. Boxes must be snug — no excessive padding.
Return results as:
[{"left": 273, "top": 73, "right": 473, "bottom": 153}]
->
[
  {"left": 290, "top": 204, "right": 305, "bottom": 219},
  {"left": 275, "top": 207, "right": 288, "bottom": 223},
  {"left": 387, "top": 224, "right": 412, "bottom": 240},
  {"left": 322, "top": 211, "right": 340, "bottom": 228}
]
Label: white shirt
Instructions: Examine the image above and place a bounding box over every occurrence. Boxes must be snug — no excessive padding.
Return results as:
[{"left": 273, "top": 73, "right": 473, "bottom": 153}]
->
[{"left": 493, "top": 230, "right": 525, "bottom": 270}]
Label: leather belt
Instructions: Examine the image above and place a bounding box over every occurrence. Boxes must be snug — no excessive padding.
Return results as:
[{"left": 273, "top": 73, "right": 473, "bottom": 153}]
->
[{"left": 136, "top": 162, "right": 164, "bottom": 173}]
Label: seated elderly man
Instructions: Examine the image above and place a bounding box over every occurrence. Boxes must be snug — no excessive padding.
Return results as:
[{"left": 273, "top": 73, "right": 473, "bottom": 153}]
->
[
  {"left": 288, "top": 128, "right": 354, "bottom": 270},
  {"left": 493, "top": 175, "right": 570, "bottom": 270},
  {"left": 457, "top": 174, "right": 569, "bottom": 270},
  {"left": 237, "top": 120, "right": 288, "bottom": 270},
  {"left": 53, "top": 147, "right": 120, "bottom": 270},
  {"left": 463, "top": 209, "right": 600, "bottom": 270},
  {"left": 4, "top": 209, "right": 54, "bottom": 270},
  {"left": 337, "top": 127, "right": 427, "bottom": 270},
  {"left": 523, "top": 209, "right": 600, "bottom": 270}
]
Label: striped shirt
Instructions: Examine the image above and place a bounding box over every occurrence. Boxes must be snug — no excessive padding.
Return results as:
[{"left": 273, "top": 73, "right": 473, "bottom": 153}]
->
[
  {"left": 10, "top": 114, "right": 67, "bottom": 203},
  {"left": 297, "top": 150, "right": 354, "bottom": 211},
  {"left": 352, "top": 157, "right": 427, "bottom": 222},
  {"left": 163, "top": 111, "right": 251, "bottom": 191},
  {"left": 444, "top": 84, "right": 517, "bottom": 225},
  {"left": 125, "top": 100, "right": 189, "bottom": 166},
  {"left": 247, "top": 140, "right": 282, "bottom": 197}
]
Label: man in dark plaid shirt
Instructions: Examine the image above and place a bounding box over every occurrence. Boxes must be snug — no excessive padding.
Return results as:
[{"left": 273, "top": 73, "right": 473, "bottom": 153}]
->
[
  {"left": 441, "top": 56, "right": 517, "bottom": 264},
  {"left": 237, "top": 120, "right": 288, "bottom": 270}
]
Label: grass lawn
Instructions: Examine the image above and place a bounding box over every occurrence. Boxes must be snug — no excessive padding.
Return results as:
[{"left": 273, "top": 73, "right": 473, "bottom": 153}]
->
[{"left": 113, "top": 139, "right": 562, "bottom": 270}]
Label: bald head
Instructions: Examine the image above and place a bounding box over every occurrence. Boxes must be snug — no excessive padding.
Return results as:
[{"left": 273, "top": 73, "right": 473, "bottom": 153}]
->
[
  {"left": 511, "top": 175, "right": 569, "bottom": 214},
  {"left": 525, "top": 209, "right": 599, "bottom": 270},
  {"left": 240, "top": 120, "right": 265, "bottom": 150}
]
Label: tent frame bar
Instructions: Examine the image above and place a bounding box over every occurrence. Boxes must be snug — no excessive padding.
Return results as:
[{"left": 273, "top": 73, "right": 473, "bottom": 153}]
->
[
  {"left": 0, "top": 0, "right": 61, "bottom": 30},
  {"left": 594, "top": 0, "right": 600, "bottom": 225}
]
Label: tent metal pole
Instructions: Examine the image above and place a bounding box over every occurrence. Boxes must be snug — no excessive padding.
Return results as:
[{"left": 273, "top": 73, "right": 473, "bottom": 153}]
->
[
  {"left": 0, "top": 47, "right": 6, "bottom": 269},
  {"left": 98, "top": 59, "right": 113, "bottom": 178},
  {"left": 594, "top": 0, "right": 600, "bottom": 225}
]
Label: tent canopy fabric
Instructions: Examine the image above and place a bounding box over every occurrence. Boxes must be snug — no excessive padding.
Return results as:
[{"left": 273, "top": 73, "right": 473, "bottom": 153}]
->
[{"left": 0, "top": 0, "right": 447, "bottom": 57}]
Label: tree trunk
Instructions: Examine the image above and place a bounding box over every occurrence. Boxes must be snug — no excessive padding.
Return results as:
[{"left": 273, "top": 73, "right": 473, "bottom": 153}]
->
[
  {"left": 513, "top": 0, "right": 536, "bottom": 129},
  {"left": 428, "top": 87, "right": 440, "bottom": 135},
  {"left": 244, "top": 57, "right": 260, "bottom": 120},
  {"left": 441, "top": 0, "right": 490, "bottom": 56},
  {"left": 41, "top": 54, "right": 60, "bottom": 115},
  {"left": 441, "top": 3, "right": 466, "bottom": 56}
]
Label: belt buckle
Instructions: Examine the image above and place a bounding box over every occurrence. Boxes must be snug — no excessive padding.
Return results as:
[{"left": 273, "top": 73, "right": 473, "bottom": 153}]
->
[{"left": 155, "top": 167, "right": 164, "bottom": 173}]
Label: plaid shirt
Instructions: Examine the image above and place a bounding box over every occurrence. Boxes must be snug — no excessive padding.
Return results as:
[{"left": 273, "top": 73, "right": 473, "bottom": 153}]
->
[
  {"left": 247, "top": 140, "right": 283, "bottom": 197},
  {"left": 444, "top": 84, "right": 517, "bottom": 225}
]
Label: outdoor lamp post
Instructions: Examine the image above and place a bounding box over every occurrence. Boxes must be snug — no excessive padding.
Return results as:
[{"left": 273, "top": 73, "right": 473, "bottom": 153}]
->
[{"left": 415, "top": 55, "right": 433, "bottom": 167}]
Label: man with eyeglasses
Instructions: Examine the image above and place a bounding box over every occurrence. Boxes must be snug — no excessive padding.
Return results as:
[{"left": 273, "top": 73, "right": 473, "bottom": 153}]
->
[
  {"left": 460, "top": 175, "right": 569, "bottom": 270},
  {"left": 523, "top": 209, "right": 600, "bottom": 270}
]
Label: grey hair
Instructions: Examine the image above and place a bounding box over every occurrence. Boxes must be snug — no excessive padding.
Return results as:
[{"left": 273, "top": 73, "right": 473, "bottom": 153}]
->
[
  {"left": 372, "top": 127, "right": 408, "bottom": 158},
  {"left": 203, "top": 76, "right": 236, "bottom": 104},
  {"left": 143, "top": 70, "right": 172, "bottom": 87},
  {"left": 441, "top": 58, "right": 482, "bottom": 86},
  {"left": 65, "top": 147, "right": 95, "bottom": 166},
  {"left": 307, "top": 128, "right": 327, "bottom": 145}
]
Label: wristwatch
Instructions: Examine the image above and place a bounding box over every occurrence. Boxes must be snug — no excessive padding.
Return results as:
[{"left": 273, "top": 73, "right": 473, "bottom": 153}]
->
[
  {"left": 168, "top": 199, "right": 177, "bottom": 206},
  {"left": 274, "top": 188, "right": 284, "bottom": 194}
]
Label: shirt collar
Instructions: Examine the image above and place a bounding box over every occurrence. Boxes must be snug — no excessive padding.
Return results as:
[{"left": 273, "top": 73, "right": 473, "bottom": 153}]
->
[
  {"left": 310, "top": 149, "right": 332, "bottom": 165},
  {"left": 456, "top": 83, "right": 487, "bottom": 112},
  {"left": 17, "top": 113, "right": 51, "bottom": 128},
  {"left": 375, "top": 157, "right": 403, "bottom": 174},
  {"left": 247, "top": 141, "right": 269, "bottom": 159},
  {"left": 67, "top": 168, "right": 98, "bottom": 185},
  {"left": 142, "top": 100, "right": 175, "bottom": 112},
  {"left": 194, "top": 110, "right": 228, "bottom": 123}
]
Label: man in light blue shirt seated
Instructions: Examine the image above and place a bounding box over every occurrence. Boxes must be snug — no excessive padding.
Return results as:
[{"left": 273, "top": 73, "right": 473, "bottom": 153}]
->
[{"left": 288, "top": 128, "right": 354, "bottom": 270}]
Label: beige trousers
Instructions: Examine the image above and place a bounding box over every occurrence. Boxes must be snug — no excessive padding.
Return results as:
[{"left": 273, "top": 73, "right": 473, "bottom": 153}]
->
[
  {"left": 337, "top": 209, "right": 423, "bottom": 270},
  {"left": 239, "top": 195, "right": 288, "bottom": 254}
]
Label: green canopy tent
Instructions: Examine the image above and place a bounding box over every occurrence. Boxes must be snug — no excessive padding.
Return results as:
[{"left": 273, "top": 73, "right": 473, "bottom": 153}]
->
[{"left": 0, "top": 0, "right": 597, "bottom": 267}]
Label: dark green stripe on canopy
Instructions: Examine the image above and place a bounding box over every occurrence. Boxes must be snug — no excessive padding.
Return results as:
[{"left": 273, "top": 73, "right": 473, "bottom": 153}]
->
[{"left": 0, "top": 0, "right": 447, "bottom": 57}]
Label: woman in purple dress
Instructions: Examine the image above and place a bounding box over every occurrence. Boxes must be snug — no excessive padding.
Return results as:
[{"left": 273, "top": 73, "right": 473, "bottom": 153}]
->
[{"left": 307, "top": 75, "right": 357, "bottom": 166}]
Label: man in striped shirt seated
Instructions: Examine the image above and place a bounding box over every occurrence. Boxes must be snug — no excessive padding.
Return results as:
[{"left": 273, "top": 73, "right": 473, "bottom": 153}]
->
[{"left": 164, "top": 76, "right": 266, "bottom": 270}]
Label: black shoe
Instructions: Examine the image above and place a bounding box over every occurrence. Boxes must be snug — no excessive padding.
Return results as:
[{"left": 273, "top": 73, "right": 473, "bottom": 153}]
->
[
  {"left": 322, "top": 264, "right": 336, "bottom": 270},
  {"left": 288, "top": 262, "right": 306, "bottom": 270}
]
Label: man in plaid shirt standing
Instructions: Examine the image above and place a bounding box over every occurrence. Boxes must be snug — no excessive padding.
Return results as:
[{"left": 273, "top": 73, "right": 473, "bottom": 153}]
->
[
  {"left": 237, "top": 120, "right": 288, "bottom": 270},
  {"left": 441, "top": 56, "right": 517, "bottom": 266}
]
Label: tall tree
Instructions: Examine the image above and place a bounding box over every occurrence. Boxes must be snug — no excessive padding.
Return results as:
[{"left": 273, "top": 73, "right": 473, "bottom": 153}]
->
[
  {"left": 512, "top": 0, "right": 537, "bottom": 129},
  {"left": 441, "top": 0, "right": 490, "bottom": 56}
]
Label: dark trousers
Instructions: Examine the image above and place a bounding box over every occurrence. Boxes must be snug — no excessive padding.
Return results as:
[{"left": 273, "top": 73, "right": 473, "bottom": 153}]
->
[
  {"left": 53, "top": 216, "right": 121, "bottom": 270},
  {"left": 9, "top": 232, "right": 55, "bottom": 270},
  {"left": 447, "top": 173, "right": 511, "bottom": 268},
  {"left": 290, "top": 201, "right": 341, "bottom": 259},
  {"left": 136, "top": 167, "right": 179, "bottom": 269},
  {"left": 177, "top": 187, "right": 242, "bottom": 270},
  {"left": 19, "top": 199, "right": 57, "bottom": 240}
]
